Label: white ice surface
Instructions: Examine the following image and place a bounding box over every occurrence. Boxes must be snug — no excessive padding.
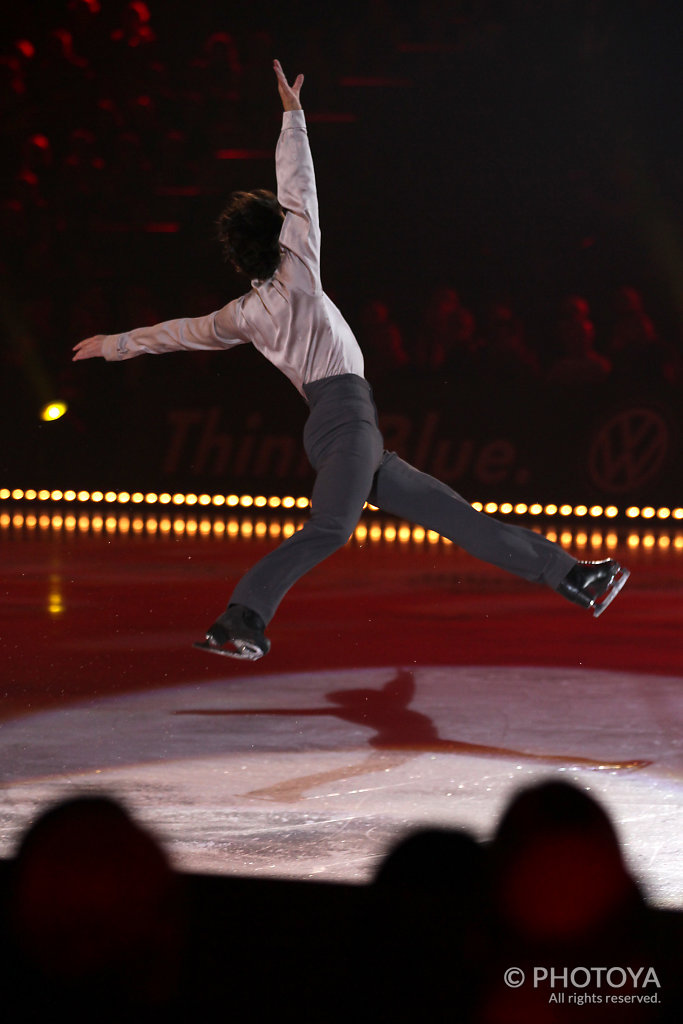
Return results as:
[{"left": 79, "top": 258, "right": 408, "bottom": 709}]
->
[{"left": 0, "top": 665, "right": 681, "bottom": 907}]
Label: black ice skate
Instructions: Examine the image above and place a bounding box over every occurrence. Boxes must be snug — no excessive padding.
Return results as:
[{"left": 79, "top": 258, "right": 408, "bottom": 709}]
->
[
  {"left": 557, "top": 559, "right": 630, "bottom": 618},
  {"left": 193, "top": 604, "right": 271, "bottom": 661}
]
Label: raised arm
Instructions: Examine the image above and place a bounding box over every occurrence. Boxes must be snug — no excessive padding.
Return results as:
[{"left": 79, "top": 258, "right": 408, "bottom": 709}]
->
[
  {"left": 273, "top": 58, "right": 303, "bottom": 112},
  {"left": 272, "top": 60, "right": 321, "bottom": 286}
]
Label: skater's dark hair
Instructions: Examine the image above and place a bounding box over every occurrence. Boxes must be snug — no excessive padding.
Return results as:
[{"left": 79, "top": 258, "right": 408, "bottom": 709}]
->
[{"left": 217, "top": 189, "right": 284, "bottom": 281}]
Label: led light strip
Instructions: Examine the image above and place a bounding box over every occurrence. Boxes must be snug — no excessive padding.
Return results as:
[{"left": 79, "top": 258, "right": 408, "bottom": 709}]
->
[
  {"left": 2, "top": 511, "right": 682, "bottom": 554},
  {"left": 469, "top": 501, "right": 683, "bottom": 520},
  {"left": 2, "top": 488, "right": 682, "bottom": 521},
  {"left": 0, "top": 512, "right": 305, "bottom": 539},
  {"left": 0, "top": 488, "right": 311, "bottom": 509}
]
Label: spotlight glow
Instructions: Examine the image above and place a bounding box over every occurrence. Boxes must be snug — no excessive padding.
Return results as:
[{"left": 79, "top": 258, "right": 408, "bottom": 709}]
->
[{"left": 40, "top": 401, "right": 68, "bottom": 422}]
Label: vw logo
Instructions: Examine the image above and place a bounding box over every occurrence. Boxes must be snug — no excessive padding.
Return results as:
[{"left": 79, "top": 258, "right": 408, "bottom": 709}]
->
[{"left": 587, "top": 406, "right": 671, "bottom": 494}]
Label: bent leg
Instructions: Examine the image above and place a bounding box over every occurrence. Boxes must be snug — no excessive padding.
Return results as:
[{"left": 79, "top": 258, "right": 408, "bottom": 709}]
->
[
  {"left": 229, "top": 423, "right": 383, "bottom": 623},
  {"left": 368, "top": 451, "right": 575, "bottom": 588}
]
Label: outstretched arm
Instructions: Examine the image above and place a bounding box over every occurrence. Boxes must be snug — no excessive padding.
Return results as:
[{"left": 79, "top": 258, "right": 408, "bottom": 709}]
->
[{"left": 72, "top": 307, "right": 250, "bottom": 361}]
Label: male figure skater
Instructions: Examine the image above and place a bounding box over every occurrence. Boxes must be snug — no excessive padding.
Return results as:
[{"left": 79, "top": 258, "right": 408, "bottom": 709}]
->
[{"left": 73, "top": 61, "right": 629, "bottom": 660}]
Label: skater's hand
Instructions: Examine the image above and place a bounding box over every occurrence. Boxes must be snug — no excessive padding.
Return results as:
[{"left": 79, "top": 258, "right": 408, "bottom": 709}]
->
[
  {"left": 72, "top": 335, "right": 106, "bottom": 361},
  {"left": 273, "top": 59, "right": 303, "bottom": 111}
]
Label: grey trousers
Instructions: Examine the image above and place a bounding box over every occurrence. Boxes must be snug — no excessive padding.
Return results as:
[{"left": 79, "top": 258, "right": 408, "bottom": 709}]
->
[{"left": 229, "top": 374, "right": 577, "bottom": 624}]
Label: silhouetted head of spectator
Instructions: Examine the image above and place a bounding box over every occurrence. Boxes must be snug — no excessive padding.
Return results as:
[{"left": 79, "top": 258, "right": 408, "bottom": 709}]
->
[
  {"left": 616, "top": 285, "right": 645, "bottom": 315},
  {"left": 612, "top": 286, "right": 657, "bottom": 346},
  {"left": 431, "top": 286, "right": 462, "bottom": 318},
  {"left": 64, "top": 0, "right": 101, "bottom": 41},
  {"left": 375, "top": 827, "right": 484, "bottom": 897},
  {"left": 425, "top": 286, "right": 476, "bottom": 338},
  {"left": 560, "top": 294, "right": 591, "bottom": 323},
  {"left": 362, "top": 299, "right": 391, "bottom": 326},
  {"left": 66, "top": 126, "right": 97, "bottom": 157},
  {"left": 14, "top": 38, "right": 36, "bottom": 66},
  {"left": 0, "top": 54, "right": 27, "bottom": 96},
  {"left": 486, "top": 300, "right": 524, "bottom": 345},
  {"left": 111, "top": 2, "right": 155, "bottom": 47},
  {"left": 21, "top": 133, "right": 53, "bottom": 172},
  {"left": 490, "top": 300, "right": 514, "bottom": 323},
  {"left": 359, "top": 300, "right": 409, "bottom": 370},
  {"left": 8, "top": 794, "right": 184, "bottom": 1006},
  {"left": 489, "top": 781, "right": 642, "bottom": 944},
  {"left": 373, "top": 827, "right": 490, "bottom": 988},
  {"left": 45, "top": 27, "right": 87, "bottom": 68},
  {"left": 217, "top": 189, "right": 284, "bottom": 281},
  {"left": 558, "top": 294, "right": 596, "bottom": 355},
  {"left": 203, "top": 31, "right": 242, "bottom": 72}
]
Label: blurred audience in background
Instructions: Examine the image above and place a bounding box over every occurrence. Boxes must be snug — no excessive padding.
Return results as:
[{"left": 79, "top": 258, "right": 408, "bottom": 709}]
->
[
  {"left": 416, "top": 285, "right": 481, "bottom": 374},
  {"left": 607, "top": 286, "right": 678, "bottom": 387},
  {"left": 1, "top": 0, "right": 680, "bottom": 402},
  {"left": 359, "top": 297, "right": 410, "bottom": 377},
  {"left": 480, "top": 298, "right": 540, "bottom": 386},
  {"left": 546, "top": 295, "right": 612, "bottom": 387}
]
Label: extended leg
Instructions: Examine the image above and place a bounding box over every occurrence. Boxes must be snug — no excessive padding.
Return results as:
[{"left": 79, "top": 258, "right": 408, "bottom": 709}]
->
[{"left": 368, "top": 451, "right": 576, "bottom": 588}]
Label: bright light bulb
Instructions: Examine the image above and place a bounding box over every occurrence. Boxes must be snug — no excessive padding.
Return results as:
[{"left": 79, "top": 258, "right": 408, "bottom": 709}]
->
[{"left": 40, "top": 400, "right": 68, "bottom": 422}]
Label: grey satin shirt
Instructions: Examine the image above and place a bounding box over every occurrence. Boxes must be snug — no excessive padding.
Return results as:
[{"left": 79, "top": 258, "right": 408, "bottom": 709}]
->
[{"left": 101, "top": 109, "right": 365, "bottom": 398}]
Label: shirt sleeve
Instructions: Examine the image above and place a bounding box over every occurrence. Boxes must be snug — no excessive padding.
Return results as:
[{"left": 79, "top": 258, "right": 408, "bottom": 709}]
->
[
  {"left": 276, "top": 109, "right": 321, "bottom": 289},
  {"left": 101, "top": 301, "right": 250, "bottom": 361}
]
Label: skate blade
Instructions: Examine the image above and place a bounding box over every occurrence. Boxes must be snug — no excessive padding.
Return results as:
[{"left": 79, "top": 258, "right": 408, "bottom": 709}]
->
[
  {"left": 193, "top": 639, "right": 264, "bottom": 661},
  {"left": 592, "top": 567, "right": 630, "bottom": 618}
]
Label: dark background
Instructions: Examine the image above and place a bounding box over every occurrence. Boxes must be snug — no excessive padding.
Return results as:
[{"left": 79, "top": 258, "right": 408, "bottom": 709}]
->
[{"left": 2, "top": 0, "right": 682, "bottom": 500}]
